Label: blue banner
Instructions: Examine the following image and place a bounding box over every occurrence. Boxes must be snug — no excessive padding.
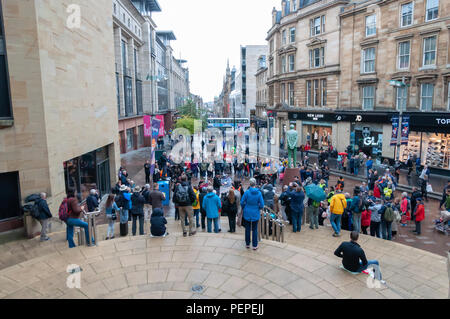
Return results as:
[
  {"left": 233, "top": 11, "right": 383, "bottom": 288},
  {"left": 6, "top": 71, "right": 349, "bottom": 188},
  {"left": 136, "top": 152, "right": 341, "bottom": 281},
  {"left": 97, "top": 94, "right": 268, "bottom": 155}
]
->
[
  {"left": 390, "top": 116, "right": 399, "bottom": 146},
  {"left": 401, "top": 116, "right": 410, "bottom": 145}
]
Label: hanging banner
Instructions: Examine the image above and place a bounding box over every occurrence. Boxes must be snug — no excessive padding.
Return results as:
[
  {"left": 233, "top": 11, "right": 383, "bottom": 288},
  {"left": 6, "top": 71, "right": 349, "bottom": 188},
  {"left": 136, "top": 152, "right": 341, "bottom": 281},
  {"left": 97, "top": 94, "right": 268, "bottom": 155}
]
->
[
  {"left": 390, "top": 116, "right": 399, "bottom": 146},
  {"left": 150, "top": 118, "right": 161, "bottom": 175},
  {"left": 401, "top": 116, "right": 410, "bottom": 145},
  {"left": 143, "top": 115, "right": 152, "bottom": 137},
  {"left": 156, "top": 115, "right": 165, "bottom": 137}
]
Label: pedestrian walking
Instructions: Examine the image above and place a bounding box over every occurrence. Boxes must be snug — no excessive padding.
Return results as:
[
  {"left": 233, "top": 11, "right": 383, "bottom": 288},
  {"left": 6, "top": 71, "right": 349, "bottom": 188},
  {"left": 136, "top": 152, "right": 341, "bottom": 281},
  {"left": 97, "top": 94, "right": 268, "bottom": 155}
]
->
[
  {"left": 86, "top": 189, "right": 99, "bottom": 212},
  {"left": 63, "top": 188, "right": 91, "bottom": 248},
  {"left": 240, "top": 178, "right": 264, "bottom": 250}
]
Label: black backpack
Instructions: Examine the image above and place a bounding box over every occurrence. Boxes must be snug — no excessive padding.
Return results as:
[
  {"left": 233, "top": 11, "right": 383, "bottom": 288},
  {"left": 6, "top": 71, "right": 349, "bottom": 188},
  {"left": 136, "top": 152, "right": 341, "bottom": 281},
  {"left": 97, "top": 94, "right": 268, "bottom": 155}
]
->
[
  {"left": 174, "top": 185, "right": 190, "bottom": 205},
  {"left": 30, "top": 203, "right": 40, "bottom": 219}
]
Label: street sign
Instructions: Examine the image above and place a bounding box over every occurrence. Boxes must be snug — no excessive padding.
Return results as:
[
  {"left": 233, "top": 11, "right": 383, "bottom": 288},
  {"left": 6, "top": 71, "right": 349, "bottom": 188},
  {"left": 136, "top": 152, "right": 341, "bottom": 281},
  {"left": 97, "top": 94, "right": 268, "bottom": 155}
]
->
[{"left": 388, "top": 80, "right": 404, "bottom": 87}]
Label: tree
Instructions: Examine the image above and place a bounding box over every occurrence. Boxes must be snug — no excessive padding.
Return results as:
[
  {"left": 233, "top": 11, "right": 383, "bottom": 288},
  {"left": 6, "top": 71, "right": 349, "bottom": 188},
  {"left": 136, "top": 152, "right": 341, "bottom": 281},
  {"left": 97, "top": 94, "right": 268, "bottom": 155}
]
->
[
  {"left": 178, "top": 99, "right": 207, "bottom": 131},
  {"left": 175, "top": 116, "right": 195, "bottom": 134}
]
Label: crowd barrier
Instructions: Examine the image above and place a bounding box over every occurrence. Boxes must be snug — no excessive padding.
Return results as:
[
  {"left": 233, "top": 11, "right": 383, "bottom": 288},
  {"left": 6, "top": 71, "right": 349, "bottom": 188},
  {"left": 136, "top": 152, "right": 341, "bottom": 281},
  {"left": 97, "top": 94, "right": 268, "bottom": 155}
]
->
[{"left": 259, "top": 206, "right": 288, "bottom": 243}]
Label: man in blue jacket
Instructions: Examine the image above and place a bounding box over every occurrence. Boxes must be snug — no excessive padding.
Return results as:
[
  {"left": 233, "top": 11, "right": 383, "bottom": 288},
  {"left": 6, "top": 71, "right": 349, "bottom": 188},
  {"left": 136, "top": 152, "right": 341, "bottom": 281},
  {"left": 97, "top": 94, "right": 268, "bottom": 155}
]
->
[
  {"left": 202, "top": 186, "right": 222, "bottom": 233},
  {"left": 288, "top": 183, "right": 305, "bottom": 233},
  {"left": 240, "top": 178, "right": 264, "bottom": 250}
]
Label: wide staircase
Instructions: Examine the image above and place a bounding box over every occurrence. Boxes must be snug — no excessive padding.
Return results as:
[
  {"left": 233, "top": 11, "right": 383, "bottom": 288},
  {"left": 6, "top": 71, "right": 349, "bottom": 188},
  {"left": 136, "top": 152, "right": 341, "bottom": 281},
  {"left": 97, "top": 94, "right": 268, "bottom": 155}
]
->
[{"left": 0, "top": 217, "right": 448, "bottom": 299}]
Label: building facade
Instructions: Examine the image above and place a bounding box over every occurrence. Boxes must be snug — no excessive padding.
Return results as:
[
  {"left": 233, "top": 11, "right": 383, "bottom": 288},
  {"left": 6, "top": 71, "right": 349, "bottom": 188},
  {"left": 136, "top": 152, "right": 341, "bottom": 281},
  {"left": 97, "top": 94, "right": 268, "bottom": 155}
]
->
[
  {"left": 266, "top": 0, "right": 348, "bottom": 151},
  {"left": 0, "top": 0, "right": 120, "bottom": 233}
]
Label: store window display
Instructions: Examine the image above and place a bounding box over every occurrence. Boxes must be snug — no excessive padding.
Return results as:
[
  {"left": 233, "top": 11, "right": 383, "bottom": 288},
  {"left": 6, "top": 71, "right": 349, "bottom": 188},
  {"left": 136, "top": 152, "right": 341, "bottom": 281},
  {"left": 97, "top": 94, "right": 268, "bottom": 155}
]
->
[
  {"left": 303, "top": 125, "right": 332, "bottom": 150},
  {"left": 400, "top": 132, "right": 450, "bottom": 169}
]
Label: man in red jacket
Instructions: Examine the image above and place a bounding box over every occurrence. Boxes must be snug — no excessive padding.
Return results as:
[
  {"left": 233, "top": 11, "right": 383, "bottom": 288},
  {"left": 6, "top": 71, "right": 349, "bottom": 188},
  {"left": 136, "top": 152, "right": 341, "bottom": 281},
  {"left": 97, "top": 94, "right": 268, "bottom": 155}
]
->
[{"left": 412, "top": 198, "right": 425, "bottom": 235}]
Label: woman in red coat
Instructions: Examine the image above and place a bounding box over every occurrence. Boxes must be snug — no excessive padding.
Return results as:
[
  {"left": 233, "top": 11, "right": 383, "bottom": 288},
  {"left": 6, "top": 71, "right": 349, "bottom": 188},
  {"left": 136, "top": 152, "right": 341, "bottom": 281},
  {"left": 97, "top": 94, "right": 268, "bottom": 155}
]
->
[
  {"left": 361, "top": 209, "right": 372, "bottom": 235},
  {"left": 413, "top": 198, "right": 425, "bottom": 235},
  {"left": 373, "top": 182, "right": 381, "bottom": 199}
]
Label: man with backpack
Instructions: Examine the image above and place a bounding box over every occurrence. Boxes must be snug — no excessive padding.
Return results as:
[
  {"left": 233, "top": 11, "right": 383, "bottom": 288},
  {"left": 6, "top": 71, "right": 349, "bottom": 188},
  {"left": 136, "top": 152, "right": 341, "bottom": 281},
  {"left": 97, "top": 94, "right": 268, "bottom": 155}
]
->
[
  {"left": 279, "top": 185, "right": 291, "bottom": 223},
  {"left": 60, "top": 188, "right": 91, "bottom": 248},
  {"left": 35, "top": 193, "right": 52, "bottom": 242},
  {"left": 173, "top": 174, "right": 196, "bottom": 237},
  {"left": 130, "top": 186, "right": 146, "bottom": 236},
  {"left": 349, "top": 188, "right": 363, "bottom": 233},
  {"left": 380, "top": 198, "right": 395, "bottom": 240},
  {"left": 115, "top": 185, "right": 132, "bottom": 236},
  {"left": 307, "top": 197, "right": 320, "bottom": 230}
]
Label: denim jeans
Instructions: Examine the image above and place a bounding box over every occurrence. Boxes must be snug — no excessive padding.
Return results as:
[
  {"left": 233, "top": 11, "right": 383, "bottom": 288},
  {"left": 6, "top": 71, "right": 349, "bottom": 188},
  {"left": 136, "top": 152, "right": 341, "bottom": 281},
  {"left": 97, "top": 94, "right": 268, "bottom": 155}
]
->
[
  {"left": 353, "top": 213, "right": 362, "bottom": 233},
  {"left": 381, "top": 220, "right": 392, "bottom": 240},
  {"left": 354, "top": 167, "right": 359, "bottom": 176},
  {"left": 106, "top": 216, "right": 115, "bottom": 238},
  {"left": 415, "top": 221, "right": 421, "bottom": 234},
  {"left": 291, "top": 209, "right": 303, "bottom": 233},
  {"left": 66, "top": 218, "right": 90, "bottom": 248},
  {"left": 132, "top": 214, "right": 144, "bottom": 236},
  {"left": 370, "top": 221, "right": 381, "bottom": 238},
  {"left": 207, "top": 218, "right": 219, "bottom": 233},
  {"left": 330, "top": 213, "right": 342, "bottom": 235},
  {"left": 194, "top": 209, "right": 200, "bottom": 228},
  {"left": 243, "top": 218, "right": 259, "bottom": 248},
  {"left": 120, "top": 209, "right": 129, "bottom": 224},
  {"left": 356, "top": 260, "right": 382, "bottom": 280}
]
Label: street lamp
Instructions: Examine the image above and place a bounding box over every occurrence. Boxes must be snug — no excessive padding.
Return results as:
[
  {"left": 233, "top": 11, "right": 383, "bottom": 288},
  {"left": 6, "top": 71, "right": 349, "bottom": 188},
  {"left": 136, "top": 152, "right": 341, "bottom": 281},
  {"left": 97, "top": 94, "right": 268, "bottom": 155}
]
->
[{"left": 389, "top": 76, "right": 406, "bottom": 162}]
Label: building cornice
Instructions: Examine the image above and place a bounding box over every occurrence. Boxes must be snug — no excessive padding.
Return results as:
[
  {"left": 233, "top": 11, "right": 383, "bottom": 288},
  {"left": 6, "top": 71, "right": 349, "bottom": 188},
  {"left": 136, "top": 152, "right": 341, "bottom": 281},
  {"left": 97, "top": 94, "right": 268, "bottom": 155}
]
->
[
  {"left": 267, "top": 66, "right": 341, "bottom": 84},
  {"left": 360, "top": 38, "right": 379, "bottom": 47},
  {"left": 419, "top": 27, "right": 442, "bottom": 36}
]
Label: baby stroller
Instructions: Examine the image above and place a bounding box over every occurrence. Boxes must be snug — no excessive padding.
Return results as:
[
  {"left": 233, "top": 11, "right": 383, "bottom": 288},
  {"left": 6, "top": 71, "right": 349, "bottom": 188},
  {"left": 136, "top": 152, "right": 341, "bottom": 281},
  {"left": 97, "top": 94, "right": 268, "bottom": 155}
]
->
[{"left": 434, "top": 211, "right": 450, "bottom": 236}]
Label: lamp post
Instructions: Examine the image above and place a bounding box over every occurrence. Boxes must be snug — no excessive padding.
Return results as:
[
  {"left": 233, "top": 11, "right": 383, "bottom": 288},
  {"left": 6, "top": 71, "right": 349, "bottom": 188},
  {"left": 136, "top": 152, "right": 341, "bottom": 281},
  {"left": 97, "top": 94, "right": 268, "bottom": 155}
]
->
[{"left": 390, "top": 76, "right": 406, "bottom": 162}]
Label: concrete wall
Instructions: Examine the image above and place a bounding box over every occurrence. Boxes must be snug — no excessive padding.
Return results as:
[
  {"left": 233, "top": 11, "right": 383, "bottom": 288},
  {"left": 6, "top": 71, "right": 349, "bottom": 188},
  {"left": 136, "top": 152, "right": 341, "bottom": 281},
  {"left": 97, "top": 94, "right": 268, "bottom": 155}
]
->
[{"left": 0, "top": 0, "right": 120, "bottom": 220}]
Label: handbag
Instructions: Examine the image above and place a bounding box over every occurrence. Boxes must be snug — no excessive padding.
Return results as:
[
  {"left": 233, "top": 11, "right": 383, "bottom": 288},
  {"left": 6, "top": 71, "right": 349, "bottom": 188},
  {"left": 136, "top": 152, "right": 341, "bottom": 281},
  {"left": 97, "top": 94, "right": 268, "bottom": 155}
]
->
[{"left": 111, "top": 209, "right": 117, "bottom": 221}]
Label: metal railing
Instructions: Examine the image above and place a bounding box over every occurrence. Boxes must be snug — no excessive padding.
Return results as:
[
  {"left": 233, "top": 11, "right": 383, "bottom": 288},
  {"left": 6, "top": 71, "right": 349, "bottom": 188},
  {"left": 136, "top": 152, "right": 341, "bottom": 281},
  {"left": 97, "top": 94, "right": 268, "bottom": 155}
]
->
[
  {"left": 258, "top": 206, "right": 288, "bottom": 243},
  {"left": 76, "top": 209, "right": 100, "bottom": 246}
]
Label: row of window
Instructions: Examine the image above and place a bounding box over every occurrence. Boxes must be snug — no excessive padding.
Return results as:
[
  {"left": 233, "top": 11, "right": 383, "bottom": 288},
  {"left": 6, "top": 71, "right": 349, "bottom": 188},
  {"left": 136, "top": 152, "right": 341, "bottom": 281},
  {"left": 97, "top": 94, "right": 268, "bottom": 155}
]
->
[
  {"left": 278, "top": 79, "right": 327, "bottom": 107},
  {"left": 113, "top": 1, "right": 142, "bottom": 38},
  {"left": 365, "top": 0, "right": 440, "bottom": 38},
  {"left": 361, "top": 82, "right": 449, "bottom": 111},
  {"left": 361, "top": 35, "right": 438, "bottom": 74}
]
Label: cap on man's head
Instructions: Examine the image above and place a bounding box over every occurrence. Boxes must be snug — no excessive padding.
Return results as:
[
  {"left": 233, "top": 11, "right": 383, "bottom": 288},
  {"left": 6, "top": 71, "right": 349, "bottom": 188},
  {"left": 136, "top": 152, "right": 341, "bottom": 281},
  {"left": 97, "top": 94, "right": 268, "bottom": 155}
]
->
[{"left": 416, "top": 198, "right": 422, "bottom": 202}]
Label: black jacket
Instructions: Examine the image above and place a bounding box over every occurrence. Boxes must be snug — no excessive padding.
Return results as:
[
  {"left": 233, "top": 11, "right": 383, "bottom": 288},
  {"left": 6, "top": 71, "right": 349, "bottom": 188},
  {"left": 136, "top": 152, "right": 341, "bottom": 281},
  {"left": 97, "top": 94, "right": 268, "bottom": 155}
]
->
[
  {"left": 222, "top": 198, "right": 237, "bottom": 216},
  {"left": 86, "top": 195, "right": 99, "bottom": 212},
  {"left": 36, "top": 198, "right": 52, "bottom": 220},
  {"left": 199, "top": 190, "right": 207, "bottom": 215},
  {"left": 130, "top": 193, "right": 146, "bottom": 216},
  {"left": 334, "top": 241, "right": 368, "bottom": 272},
  {"left": 213, "top": 176, "right": 221, "bottom": 189},
  {"left": 150, "top": 208, "right": 167, "bottom": 236}
]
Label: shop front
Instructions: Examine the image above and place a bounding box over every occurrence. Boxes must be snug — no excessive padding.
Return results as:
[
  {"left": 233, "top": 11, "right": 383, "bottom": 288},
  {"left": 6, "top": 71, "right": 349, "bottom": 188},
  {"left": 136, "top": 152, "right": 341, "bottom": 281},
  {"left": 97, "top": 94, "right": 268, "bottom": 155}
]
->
[
  {"left": 289, "top": 112, "right": 336, "bottom": 150},
  {"left": 64, "top": 146, "right": 112, "bottom": 201},
  {"left": 398, "top": 112, "right": 450, "bottom": 173},
  {"left": 351, "top": 124, "right": 383, "bottom": 157}
]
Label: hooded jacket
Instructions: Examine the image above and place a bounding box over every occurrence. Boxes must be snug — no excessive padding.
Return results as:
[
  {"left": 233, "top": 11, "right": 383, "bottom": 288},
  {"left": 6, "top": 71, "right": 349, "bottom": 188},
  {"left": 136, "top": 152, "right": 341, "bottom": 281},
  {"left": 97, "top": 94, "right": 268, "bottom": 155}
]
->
[
  {"left": 330, "top": 193, "right": 347, "bottom": 215},
  {"left": 261, "top": 184, "right": 275, "bottom": 208},
  {"left": 150, "top": 208, "right": 167, "bottom": 236},
  {"left": 202, "top": 192, "right": 222, "bottom": 219},
  {"left": 288, "top": 189, "right": 305, "bottom": 213},
  {"left": 240, "top": 188, "right": 264, "bottom": 222},
  {"left": 36, "top": 198, "right": 52, "bottom": 220}
]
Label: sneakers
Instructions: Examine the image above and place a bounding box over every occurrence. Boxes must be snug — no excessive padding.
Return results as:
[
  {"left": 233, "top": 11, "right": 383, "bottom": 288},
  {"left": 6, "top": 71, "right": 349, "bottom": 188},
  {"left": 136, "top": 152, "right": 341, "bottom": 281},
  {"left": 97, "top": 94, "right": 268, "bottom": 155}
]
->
[
  {"left": 189, "top": 231, "right": 197, "bottom": 236},
  {"left": 40, "top": 237, "right": 50, "bottom": 242},
  {"left": 246, "top": 245, "right": 250, "bottom": 249},
  {"left": 252, "top": 246, "right": 258, "bottom": 251}
]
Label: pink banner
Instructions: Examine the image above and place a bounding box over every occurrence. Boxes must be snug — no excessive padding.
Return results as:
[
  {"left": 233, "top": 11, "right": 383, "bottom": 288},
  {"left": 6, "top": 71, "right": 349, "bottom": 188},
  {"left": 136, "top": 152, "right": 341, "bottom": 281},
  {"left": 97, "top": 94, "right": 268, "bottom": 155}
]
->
[
  {"left": 143, "top": 115, "right": 152, "bottom": 137},
  {"left": 156, "top": 115, "right": 165, "bottom": 137}
]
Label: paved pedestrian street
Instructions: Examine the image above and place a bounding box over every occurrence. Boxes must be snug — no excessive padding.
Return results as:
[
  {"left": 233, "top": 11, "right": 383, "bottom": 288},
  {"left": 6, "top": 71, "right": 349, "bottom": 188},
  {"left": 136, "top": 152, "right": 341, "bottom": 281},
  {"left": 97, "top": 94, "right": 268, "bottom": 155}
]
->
[{"left": 0, "top": 215, "right": 448, "bottom": 299}]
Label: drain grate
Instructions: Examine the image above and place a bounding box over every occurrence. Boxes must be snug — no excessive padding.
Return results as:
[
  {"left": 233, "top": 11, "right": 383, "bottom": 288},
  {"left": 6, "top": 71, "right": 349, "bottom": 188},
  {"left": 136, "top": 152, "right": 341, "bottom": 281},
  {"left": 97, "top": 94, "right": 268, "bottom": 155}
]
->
[{"left": 191, "top": 284, "right": 204, "bottom": 293}]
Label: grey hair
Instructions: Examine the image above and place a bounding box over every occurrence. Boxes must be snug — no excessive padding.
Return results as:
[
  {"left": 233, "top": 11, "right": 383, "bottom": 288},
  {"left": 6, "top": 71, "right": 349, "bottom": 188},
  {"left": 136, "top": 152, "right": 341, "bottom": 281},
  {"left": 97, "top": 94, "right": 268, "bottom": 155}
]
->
[
  {"left": 402, "top": 192, "right": 407, "bottom": 197},
  {"left": 90, "top": 189, "right": 96, "bottom": 195},
  {"left": 40, "top": 192, "right": 46, "bottom": 199},
  {"left": 283, "top": 185, "right": 289, "bottom": 191},
  {"left": 207, "top": 186, "right": 214, "bottom": 193},
  {"left": 249, "top": 178, "right": 256, "bottom": 187}
]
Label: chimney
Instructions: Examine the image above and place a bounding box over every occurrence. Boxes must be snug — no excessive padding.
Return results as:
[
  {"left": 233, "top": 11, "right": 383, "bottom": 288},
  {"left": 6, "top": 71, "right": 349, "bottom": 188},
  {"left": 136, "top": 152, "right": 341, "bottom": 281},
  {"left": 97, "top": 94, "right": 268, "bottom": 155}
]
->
[
  {"left": 272, "top": 7, "right": 277, "bottom": 25},
  {"left": 281, "top": 0, "right": 286, "bottom": 17}
]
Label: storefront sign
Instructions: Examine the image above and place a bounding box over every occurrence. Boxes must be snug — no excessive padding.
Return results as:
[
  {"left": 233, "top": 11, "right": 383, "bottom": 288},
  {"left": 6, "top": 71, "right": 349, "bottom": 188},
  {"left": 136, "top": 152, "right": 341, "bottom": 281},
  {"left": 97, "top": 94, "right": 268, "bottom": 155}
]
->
[
  {"left": 289, "top": 112, "right": 336, "bottom": 122},
  {"left": 390, "top": 116, "right": 399, "bottom": 146},
  {"left": 143, "top": 115, "right": 152, "bottom": 137},
  {"left": 408, "top": 113, "right": 450, "bottom": 133},
  {"left": 401, "top": 116, "right": 410, "bottom": 145}
]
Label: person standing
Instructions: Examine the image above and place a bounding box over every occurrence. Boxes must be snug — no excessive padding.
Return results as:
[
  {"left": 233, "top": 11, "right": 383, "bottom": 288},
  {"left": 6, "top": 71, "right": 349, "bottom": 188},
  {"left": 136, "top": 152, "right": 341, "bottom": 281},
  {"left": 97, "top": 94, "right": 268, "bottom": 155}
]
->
[
  {"left": 361, "top": 207, "right": 371, "bottom": 235},
  {"left": 105, "top": 194, "right": 119, "bottom": 240},
  {"left": 349, "top": 188, "right": 362, "bottom": 233},
  {"left": 36, "top": 193, "right": 52, "bottom": 242},
  {"left": 366, "top": 157, "right": 373, "bottom": 178},
  {"left": 173, "top": 175, "right": 196, "bottom": 237},
  {"left": 199, "top": 186, "right": 208, "bottom": 231},
  {"left": 410, "top": 187, "right": 422, "bottom": 222},
  {"left": 329, "top": 189, "right": 347, "bottom": 237},
  {"left": 64, "top": 188, "right": 91, "bottom": 248},
  {"left": 240, "top": 178, "right": 264, "bottom": 250},
  {"left": 222, "top": 189, "right": 238, "bottom": 233},
  {"left": 144, "top": 160, "right": 151, "bottom": 184},
  {"left": 400, "top": 192, "right": 411, "bottom": 226},
  {"left": 439, "top": 181, "right": 450, "bottom": 210},
  {"left": 86, "top": 189, "right": 99, "bottom": 213},
  {"left": 130, "top": 186, "right": 146, "bottom": 236},
  {"left": 288, "top": 183, "right": 305, "bottom": 233},
  {"left": 307, "top": 197, "right": 320, "bottom": 230},
  {"left": 202, "top": 186, "right": 222, "bottom": 233},
  {"left": 369, "top": 199, "right": 382, "bottom": 238},
  {"left": 412, "top": 198, "right": 425, "bottom": 235},
  {"left": 380, "top": 198, "right": 394, "bottom": 240},
  {"left": 192, "top": 186, "right": 201, "bottom": 228}
]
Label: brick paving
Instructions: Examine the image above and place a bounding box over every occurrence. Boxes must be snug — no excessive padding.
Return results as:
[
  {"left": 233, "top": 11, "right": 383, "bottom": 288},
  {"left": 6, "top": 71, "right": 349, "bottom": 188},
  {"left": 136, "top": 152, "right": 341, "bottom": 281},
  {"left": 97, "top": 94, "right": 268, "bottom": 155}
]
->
[{"left": 0, "top": 217, "right": 447, "bottom": 299}]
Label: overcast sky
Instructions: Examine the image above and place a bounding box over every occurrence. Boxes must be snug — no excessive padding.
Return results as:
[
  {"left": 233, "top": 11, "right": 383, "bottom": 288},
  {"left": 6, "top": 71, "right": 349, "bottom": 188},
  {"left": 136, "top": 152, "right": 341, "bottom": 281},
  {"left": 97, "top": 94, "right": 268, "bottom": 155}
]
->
[{"left": 153, "top": 0, "right": 276, "bottom": 103}]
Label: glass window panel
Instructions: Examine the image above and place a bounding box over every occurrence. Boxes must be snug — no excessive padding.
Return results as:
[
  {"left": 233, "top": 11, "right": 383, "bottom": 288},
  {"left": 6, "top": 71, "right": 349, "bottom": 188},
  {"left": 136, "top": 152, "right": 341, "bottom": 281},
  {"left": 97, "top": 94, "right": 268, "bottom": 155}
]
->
[{"left": 401, "top": 2, "right": 413, "bottom": 26}]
